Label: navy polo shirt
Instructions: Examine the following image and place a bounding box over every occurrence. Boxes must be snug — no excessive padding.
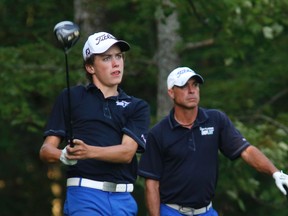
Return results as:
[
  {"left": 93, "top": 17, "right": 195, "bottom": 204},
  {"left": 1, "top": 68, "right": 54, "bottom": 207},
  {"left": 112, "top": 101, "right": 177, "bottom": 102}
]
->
[
  {"left": 44, "top": 83, "right": 150, "bottom": 184},
  {"left": 138, "top": 107, "right": 250, "bottom": 208}
]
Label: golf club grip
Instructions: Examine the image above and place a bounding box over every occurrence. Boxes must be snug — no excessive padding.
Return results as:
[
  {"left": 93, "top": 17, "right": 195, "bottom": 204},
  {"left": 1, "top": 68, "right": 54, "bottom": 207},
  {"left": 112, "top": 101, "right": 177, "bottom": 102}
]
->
[
  {"left": 69, "top": 141, "right": 74, "bottom": 148},
  {"left": 66, "top": 137, "right": 74, "bottom": 147}
]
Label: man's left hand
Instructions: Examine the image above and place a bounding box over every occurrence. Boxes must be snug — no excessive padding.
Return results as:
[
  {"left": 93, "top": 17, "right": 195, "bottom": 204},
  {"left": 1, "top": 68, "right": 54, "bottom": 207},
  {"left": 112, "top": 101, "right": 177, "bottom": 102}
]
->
[{"left": 273, "top": 171, "right": 288, "bottom": 195}]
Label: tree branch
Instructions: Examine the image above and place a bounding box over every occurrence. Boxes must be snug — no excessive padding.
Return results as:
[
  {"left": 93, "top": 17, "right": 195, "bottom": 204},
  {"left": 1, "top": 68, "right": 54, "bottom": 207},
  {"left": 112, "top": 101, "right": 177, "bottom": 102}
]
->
[
  {"left": 254, "top": 114, "right": 288, "bottom": 134},
  {"left": 256, "top": 88, "right": 288, "bottom": 114},
  {"left": 183, "top": 38, "right": 214, "bottom": 51}
]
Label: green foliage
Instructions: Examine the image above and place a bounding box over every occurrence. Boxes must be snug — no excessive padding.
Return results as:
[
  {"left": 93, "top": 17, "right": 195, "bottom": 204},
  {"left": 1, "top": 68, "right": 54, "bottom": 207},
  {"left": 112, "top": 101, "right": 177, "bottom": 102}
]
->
[
  {"left": 216, "top": 120, "right": 288, "bottom": 215},
  {"left": 0, "top": 0, "right": 74, "bottom": 46},
  {"left": 0, "top": 122, "right": 54, "bottom": 215},
  {"left": 0, "top": 0, "right": 287, "bottom": 215},
  {"left": 0, "top": 42, "right": 83, "bottom": 131}
]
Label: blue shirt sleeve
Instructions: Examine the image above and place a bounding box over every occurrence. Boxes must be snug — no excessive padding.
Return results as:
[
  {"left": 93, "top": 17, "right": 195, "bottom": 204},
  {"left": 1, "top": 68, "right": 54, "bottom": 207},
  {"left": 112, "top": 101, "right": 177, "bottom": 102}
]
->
[
  {"left": 43, "top": 89, "right": 68, "bottom": 139},
  {"left": 122, "top": 98, "right": 150, "bottom": 153},
  {"left": 218, "top": 111, "right": 250, "bottom": 160}
]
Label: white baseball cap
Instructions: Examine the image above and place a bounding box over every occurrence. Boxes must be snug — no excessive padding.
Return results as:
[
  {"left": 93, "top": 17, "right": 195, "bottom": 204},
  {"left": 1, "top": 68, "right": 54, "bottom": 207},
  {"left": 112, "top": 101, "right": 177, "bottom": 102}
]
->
[
  {"left": 82, "top": 32, "right": 130, "bottom": 60},
  {"left": 167, "top": 67, "right": 204, "bottom": 89}
]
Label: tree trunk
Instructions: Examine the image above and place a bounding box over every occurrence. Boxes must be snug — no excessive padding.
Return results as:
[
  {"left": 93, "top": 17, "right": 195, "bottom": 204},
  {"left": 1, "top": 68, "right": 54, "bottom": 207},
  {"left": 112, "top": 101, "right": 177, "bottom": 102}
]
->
[
  {"left": 155, "top": 0, "right": 181, "bottom": 120},
  {"left": 74, "top": 0, "right": 107, "bottom": 39}
]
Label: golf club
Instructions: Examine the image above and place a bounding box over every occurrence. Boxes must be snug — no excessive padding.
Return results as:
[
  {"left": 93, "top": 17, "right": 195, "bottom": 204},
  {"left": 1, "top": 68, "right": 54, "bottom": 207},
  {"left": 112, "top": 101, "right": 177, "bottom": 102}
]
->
[{"left": 54, "top": 21, "right": 80, "bottom": 147}]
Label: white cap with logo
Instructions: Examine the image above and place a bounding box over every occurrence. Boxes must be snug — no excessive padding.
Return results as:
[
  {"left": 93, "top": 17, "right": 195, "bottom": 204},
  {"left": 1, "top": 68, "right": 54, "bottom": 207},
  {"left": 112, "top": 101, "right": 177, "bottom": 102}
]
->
[
  {"left": 82, "top": 32, "right": 130, "bottom": 60},
  {"left": 167, "top": 67, "right": 204, "bottom": 89}
]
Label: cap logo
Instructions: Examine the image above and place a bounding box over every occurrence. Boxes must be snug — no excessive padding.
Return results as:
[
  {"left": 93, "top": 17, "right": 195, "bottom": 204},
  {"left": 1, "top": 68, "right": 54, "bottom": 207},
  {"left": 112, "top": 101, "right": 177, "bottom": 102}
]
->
[
  {"left": 176, "top": 68, "right": 192, "bottom": 78},
  {"left": 85, "top": 48, "right": 91, "bottom": 56},
  {"left": 94, "top": 33, "right": 116, "bottom": 45}
]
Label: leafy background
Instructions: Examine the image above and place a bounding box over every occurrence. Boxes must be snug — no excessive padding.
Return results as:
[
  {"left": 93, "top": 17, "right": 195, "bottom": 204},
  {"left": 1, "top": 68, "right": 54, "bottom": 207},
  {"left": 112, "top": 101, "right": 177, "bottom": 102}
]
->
[{"left": 0, "top": 0, "right": 287, "bottom": 215}]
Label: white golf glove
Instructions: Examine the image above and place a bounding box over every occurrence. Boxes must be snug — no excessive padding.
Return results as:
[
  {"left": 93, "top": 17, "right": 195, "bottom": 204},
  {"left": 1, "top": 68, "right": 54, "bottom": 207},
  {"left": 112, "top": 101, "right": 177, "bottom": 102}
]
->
[
  {"left": 60, "top": 147, "right": 77, "bottom": 165},
  {"left": 273, "top": 170, "right": 288, "bottom": 195}
]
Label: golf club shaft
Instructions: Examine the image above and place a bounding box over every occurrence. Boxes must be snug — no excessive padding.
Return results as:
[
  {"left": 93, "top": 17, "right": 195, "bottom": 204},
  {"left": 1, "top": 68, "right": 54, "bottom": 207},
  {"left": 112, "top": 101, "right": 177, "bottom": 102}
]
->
[{"left": 65, "top": 52, "right": 74, "bottom": 147}]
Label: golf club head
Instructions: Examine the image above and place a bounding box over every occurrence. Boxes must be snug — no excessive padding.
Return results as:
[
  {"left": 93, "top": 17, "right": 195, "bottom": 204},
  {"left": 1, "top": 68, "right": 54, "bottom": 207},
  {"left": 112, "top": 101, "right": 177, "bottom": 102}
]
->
[{"left": 54, "top": 21, "right": 80, "bottom": 52}]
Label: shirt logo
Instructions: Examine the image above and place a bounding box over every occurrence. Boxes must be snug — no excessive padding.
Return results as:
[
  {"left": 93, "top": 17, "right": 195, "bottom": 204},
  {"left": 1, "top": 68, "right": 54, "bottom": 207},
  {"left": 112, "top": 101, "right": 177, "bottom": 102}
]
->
[
  {"left": 116, "top": 100, "right": 130, "bottom": 108},
  {"left": 200, "top": 127, "right": 214, "bottom": 135}
]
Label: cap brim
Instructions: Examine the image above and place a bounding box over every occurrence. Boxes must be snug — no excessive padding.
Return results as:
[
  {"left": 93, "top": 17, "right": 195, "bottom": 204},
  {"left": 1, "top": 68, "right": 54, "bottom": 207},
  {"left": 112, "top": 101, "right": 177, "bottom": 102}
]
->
[
  {"left": 174, "top": 74, "right": 204, "bottom": 88},
  {"left": 115, "top": 40, "right": 130, "bottom": 52},
  {"left": 193, "top": 75, "right": 204, "bottom": 84}
]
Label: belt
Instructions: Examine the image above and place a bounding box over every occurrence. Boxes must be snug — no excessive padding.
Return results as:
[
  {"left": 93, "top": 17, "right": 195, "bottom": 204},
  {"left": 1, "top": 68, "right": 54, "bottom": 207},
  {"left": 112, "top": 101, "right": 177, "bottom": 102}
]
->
[
  {"left": 67, "top": 177, "right": 134, "bottom": 192},
  {"left": 166, "top": 202, "right": 212, "bottom": 216}
]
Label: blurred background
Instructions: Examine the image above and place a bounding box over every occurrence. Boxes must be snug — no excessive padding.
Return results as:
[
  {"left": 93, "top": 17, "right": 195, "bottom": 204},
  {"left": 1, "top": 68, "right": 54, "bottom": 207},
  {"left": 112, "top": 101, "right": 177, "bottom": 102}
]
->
[{"left": 0, "top": 0, "right": 287, "bottom": 215}]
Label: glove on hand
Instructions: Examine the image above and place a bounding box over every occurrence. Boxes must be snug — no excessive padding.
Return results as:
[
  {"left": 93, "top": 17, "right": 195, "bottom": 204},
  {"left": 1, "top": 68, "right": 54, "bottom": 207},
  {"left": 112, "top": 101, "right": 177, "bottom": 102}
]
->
[
  {"left": 60, "top": 147, "right": 77, "bottom": 165},
  {"left": 273, "top": 171, "right": 288, "bottom": 195}
]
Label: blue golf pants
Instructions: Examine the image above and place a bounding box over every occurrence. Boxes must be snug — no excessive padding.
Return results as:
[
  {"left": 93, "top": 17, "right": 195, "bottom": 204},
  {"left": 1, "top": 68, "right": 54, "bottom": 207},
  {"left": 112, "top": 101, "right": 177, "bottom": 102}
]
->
[
  {"left": 160, "top": 203, "right": 218, "bottom": 216},
  {"left": 63, "top": 186, "right": 138, "bottom": 216}
]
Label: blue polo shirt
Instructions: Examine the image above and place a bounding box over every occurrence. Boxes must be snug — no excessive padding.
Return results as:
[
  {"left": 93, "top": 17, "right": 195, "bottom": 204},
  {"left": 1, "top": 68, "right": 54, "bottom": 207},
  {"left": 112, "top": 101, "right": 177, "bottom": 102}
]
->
[
  {"left": 44, "top": 83, "right": 150, "bottom": 184},
  {"left": 138, "top": 107, "right": 250, "bottom": 208}
]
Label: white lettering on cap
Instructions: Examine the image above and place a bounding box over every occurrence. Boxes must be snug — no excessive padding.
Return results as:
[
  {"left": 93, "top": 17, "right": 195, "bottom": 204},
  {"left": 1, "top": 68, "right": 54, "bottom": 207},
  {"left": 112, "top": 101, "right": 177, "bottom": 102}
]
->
[
  {"left": 176, "top": 68, "right": 193, "bottom": 78},
  {"left": 94, "top": 33, "right": 116, "bottom": 45}
]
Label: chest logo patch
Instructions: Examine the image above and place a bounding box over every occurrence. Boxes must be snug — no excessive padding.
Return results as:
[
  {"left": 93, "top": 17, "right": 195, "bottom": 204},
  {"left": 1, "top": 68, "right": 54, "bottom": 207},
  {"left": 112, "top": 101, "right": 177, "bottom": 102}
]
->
[
  {"left": 116, "top": 100, "right": 130, "bottom": 108},
  {"left": 200, "top": 127, "right": 214, "bottom": 135}
]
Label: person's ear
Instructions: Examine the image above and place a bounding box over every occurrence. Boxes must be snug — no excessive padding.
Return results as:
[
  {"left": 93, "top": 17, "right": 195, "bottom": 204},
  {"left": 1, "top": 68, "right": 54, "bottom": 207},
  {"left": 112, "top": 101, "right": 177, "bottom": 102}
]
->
[
  {"left": 168, "top": 89, "right": 174, "bottom": 99},
  {"left": 85, "top": 65, "right": 95, "bottom": 74}
]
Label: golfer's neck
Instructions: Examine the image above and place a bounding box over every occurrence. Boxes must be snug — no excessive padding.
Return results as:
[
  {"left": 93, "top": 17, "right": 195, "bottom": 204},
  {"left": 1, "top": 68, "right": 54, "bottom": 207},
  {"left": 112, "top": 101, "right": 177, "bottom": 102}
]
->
[{"left": 94, "top": 82, "right": 119, "bottom": 98}]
